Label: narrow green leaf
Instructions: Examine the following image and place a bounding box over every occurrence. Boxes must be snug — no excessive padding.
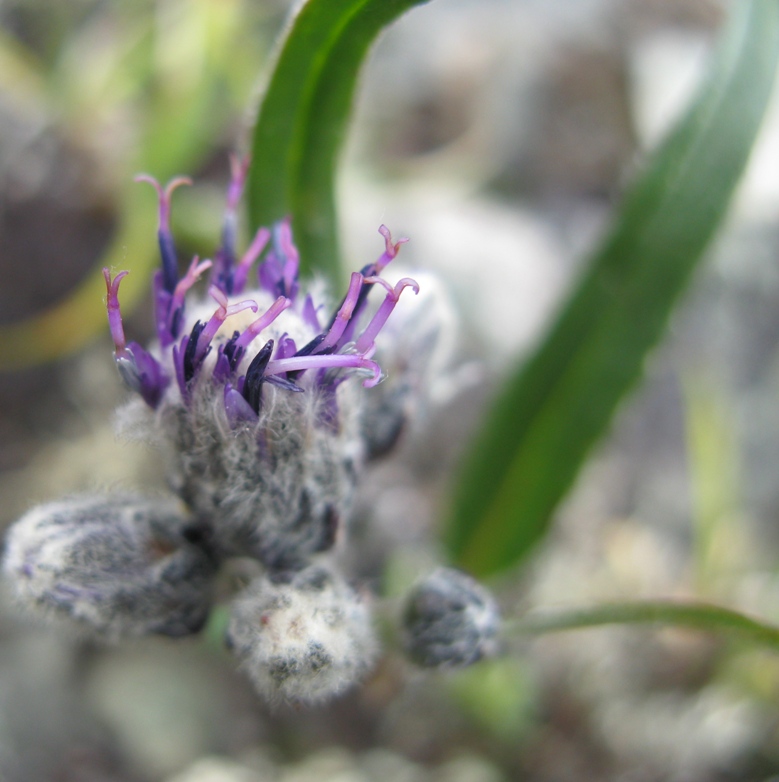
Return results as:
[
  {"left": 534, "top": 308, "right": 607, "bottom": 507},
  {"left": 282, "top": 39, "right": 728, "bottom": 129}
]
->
[
  {"left": 510, "top": 600, "right": 779, "bottom": 651},
  {"left": 247, "top": 0, "right": 431, "bottom": 286},
  {"left": 447, "top": 1, "right": 779, "bottom": 576}
]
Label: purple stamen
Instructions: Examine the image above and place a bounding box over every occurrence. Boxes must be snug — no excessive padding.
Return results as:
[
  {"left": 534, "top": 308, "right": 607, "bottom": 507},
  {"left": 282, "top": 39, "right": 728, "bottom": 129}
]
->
[
  {"left": 354, "top": 276, "right": 419, "bottom": 355},
  {"left": 234, "top": 296, "right": 291, "bottom": 350},
  {"left": 194, "top": 286, "right": 259, "bottom": 364},
  {"left": 136, "top": 174, "right": 192, "bottom": 293},
  {"left": 232, "top": 226, "right": 270, "bottom": 295},
  {"left": 264, "top": 354, "right": 382, "bottom": 388},
  {"left": 315, "top": 272, "right": 363, "bottom": 353},
  {"left": 103, "top": 268, "right": 130, "bottom": 357}
]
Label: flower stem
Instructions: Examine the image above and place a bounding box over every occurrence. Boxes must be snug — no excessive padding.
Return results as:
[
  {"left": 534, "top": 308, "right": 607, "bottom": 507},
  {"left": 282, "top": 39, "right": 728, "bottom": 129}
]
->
[{"left": 508, "top": 600, "right": 779, "bottom": 650}]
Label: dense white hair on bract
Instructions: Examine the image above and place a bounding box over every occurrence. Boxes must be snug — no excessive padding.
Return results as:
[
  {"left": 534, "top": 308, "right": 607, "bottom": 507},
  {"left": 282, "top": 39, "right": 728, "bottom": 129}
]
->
[
  {"left": 227, "top": 563, "right": 377, "bottom": 704},
  {"left": 2, "top": 493, "right": 216, "bottom": 641}
]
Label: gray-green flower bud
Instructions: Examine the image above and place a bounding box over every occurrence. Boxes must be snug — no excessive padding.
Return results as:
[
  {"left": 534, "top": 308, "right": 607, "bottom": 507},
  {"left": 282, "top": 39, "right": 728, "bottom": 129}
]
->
[
  {"left": 402, "top": 567, "right": 500, "bottom": 668},
  {"left": 3, "top": 494, "right": 216, "bottom": 640}
]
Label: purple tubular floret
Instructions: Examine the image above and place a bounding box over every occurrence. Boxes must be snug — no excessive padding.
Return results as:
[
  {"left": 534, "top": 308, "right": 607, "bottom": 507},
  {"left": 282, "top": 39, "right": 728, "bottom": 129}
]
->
[
  {"left": 233, "top": 227, "right": 270, "bottom": 295},
  {"left": 103, "top": 268, "right": 129, "bottom": 355},
  {"left": 135, "top": 175, "right": 192, "bottom": 294},
  {"left": 234, "top": 296, "right": 291, "bottom": 351},
  {"left": 336, "top": 225, "right": 409, "bottom": 346},
  {"left": 194, "top": 286, "right": 258, "bottom": 366},
  {"left": 212, "top": 155, "right": 251, "bottom": 295},
  {"left": 354, "top": 276, "right": 419, "bottom": 355}
]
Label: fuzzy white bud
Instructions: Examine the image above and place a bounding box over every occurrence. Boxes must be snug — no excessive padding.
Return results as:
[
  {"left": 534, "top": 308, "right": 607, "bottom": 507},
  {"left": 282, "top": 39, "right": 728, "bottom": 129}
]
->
[{"left": 227, "top": 564, "right": 377, "bottom": 703}]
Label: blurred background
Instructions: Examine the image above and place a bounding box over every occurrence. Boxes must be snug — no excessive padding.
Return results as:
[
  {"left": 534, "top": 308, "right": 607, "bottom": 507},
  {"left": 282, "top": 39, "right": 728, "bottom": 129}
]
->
[{"left": 6, "top": 0, "right": 779, "bottom": 779}]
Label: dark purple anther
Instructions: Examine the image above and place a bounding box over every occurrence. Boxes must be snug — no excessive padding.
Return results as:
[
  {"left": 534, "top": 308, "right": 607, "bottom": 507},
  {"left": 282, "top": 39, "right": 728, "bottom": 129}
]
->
[
  {"left": 213, "top": 332, "right": 244, "bottom": 382},
  {"left": 172, "top": 335, "right": 190, "bottom": 401},
  {"left": 242, "top": 339, "right": 274, "bottom": 414},
  {"left": 135, "top": 175, "right": 192, "bottom": 294},
  {"left": 182, "top": 321, "right": 208, "bottom": 384}
]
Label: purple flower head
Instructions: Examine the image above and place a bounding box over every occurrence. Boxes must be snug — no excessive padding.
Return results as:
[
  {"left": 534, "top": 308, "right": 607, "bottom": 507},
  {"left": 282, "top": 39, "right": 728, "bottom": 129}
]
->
[
  {"left": 103, "top": 160, "right": 419, "bottom": 568},
  {"left": 105, "top": 162, "right": 416, "bottom": 420}
]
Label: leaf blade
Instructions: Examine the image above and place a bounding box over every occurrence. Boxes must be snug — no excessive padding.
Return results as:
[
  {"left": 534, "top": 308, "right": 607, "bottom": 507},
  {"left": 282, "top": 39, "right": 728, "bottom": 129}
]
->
[
  {"left": 447, "top": 0, "right": 779, "bottom": 577},
  {"left": 247, "top": 0, "right": 431, "bottom": 285}
]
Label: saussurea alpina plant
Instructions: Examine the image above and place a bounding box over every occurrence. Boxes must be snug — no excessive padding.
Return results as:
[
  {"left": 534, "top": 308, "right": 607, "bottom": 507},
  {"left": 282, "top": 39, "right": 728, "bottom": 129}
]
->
[{"left": 3, "top": 157, "right": 501, "bottom": 703}]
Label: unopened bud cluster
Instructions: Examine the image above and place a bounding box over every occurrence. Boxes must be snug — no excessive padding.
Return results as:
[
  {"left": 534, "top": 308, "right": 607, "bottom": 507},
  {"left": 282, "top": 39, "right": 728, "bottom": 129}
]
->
[{"left": 3, "top": 158, "right": 500, "bottom": 703}]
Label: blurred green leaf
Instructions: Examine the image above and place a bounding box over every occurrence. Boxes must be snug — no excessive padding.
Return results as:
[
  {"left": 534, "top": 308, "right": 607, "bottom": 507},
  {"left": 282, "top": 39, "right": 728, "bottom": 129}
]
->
[
  {"left": 447, "top": 0, "right": 779, "bottom": 577},
  {"left": 0, "top": 0, "right": 268, "bottom": 369},
  {"left": 447, "top": 657, "right": 536, "bottom": 742},
  {"left": 683, "top": 379, "right": 746, "bottom": 592},
  {"left": 247, "top": 0, "right": 432, "bottom": 286}
]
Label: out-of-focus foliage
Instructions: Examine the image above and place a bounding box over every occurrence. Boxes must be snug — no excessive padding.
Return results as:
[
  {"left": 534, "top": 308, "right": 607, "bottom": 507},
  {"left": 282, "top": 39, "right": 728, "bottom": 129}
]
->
[{"left": 0, "top": 0, "right": 275, "bottom": 367}]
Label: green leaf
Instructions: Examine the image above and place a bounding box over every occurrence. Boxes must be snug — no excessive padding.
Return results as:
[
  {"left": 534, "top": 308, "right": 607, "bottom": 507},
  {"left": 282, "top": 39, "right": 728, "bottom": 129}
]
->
[
  {"left": 510, "top": 600, "right": 779, "bottom": 652},
  {"left": 247, "top": 0, "right": 432, "bottom": 286},
  {"left": 447, "top": 0, "right": 779, "bottom": 577}
]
